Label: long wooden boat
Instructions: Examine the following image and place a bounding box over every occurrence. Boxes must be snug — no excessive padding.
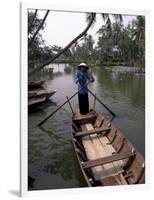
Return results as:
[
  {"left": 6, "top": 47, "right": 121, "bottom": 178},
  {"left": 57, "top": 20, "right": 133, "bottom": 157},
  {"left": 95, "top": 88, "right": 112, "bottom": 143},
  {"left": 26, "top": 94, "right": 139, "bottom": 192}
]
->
[
  {"left": 28, "top": 80, "right": 45, "bottom": 89},
  {"left": 72, "top": 110, "right": 145, "bottom": 187},
  {"left": 28, "top": 89, "right": 57, "bottom": 99}
]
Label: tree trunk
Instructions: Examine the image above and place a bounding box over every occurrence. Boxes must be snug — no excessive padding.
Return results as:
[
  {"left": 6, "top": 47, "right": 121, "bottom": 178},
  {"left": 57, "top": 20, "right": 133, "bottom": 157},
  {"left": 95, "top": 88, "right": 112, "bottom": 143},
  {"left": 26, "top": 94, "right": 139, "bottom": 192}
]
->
[
  {"left": 28, "top": 10, "right": 50, "bottom": 47},
  {"left": 28, "top": 9, "right": 38, "bottom": 34},
  {"left": 29, "top": 13, "right": 96, "bottom": 75}
]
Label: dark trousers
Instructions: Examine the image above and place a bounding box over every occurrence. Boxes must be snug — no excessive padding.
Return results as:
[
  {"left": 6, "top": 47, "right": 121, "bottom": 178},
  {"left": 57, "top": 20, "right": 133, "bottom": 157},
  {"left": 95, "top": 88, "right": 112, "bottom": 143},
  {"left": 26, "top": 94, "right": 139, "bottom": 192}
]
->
[{"left": 78, "top": 93, "right": 89, "bottom": 115}]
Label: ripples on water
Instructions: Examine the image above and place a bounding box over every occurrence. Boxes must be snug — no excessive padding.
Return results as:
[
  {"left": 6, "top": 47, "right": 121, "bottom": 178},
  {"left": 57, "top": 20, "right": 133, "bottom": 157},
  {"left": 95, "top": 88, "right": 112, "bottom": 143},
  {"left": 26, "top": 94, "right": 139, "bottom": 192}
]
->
[{"left": 28, "top": 64, "right": 145, "bottom": 190}]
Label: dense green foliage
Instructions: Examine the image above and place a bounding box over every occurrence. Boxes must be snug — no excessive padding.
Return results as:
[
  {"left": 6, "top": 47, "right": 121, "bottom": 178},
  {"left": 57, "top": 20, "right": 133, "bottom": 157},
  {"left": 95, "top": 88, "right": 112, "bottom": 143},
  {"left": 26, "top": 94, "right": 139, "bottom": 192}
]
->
[
  {"left": 73, "top": 16, "right": 145, "bottom": 69},
  {"left": 95, "top": 16, "right": 145, "bottom": 68}
]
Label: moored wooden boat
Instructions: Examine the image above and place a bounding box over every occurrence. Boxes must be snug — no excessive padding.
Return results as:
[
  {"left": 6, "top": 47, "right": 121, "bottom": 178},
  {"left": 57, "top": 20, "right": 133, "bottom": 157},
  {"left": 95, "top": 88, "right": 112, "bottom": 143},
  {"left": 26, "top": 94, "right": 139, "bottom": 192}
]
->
[
  {"left": 71, "top": 110, "right": 145, "bottom": 187},
  {"left": 28, "top": 89, "right": 57, "bottom": 99},
  {"left": 28, "top": 80, "right": 45, "bottom": 88},
  {"left": 28, "top": 97, "right": 46, "bottom": 110}
]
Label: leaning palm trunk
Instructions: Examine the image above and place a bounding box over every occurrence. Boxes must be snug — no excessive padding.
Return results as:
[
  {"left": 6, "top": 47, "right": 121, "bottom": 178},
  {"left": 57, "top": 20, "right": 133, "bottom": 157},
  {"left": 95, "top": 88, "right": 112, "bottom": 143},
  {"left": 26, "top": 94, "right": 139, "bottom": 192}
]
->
[
  {"left": 28, "top": 9, "right": 38, "bottom": 34},
  {"left": 29, "top": 13, "right": 96, "bottom": 75},
  {"left": 28, "top": 10, "right": 50, "bottom": 47}
]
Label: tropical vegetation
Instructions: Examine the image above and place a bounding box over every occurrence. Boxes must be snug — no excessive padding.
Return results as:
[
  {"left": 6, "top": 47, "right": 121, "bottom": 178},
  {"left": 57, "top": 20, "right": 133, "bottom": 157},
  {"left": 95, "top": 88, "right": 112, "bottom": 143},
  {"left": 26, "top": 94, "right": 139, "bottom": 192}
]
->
[{"left": 28, "top": 10, "right": 145, "bottom": 74}]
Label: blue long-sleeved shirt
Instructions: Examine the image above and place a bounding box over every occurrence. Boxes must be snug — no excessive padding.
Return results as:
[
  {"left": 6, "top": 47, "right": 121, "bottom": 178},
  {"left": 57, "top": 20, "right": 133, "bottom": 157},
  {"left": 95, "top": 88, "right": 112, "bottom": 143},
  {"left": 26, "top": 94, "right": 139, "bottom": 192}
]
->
[{"left": 74, "top": 70, "right": 94, "bottom": 94}]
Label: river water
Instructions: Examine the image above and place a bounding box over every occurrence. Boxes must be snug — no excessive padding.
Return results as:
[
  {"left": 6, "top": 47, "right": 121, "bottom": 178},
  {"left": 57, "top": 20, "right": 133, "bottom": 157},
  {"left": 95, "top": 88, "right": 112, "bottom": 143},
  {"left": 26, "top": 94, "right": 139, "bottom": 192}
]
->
[{"left": 28, "top": 63, "right": 145, "bottom": 190}]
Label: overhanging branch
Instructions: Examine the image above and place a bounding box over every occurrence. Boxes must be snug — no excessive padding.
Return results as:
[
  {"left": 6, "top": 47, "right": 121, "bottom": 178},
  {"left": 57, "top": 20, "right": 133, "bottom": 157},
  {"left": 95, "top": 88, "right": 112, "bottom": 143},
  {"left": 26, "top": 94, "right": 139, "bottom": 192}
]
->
[{"left": 29, "top": 13, "right": 96, "bottom": 75}]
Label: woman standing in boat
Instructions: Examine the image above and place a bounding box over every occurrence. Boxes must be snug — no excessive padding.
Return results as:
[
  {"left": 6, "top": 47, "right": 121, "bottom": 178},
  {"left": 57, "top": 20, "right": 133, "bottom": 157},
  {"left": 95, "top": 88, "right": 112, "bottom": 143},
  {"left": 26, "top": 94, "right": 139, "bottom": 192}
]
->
[{"left": 75, "top": 63, "right": 95, "bottom": 115}]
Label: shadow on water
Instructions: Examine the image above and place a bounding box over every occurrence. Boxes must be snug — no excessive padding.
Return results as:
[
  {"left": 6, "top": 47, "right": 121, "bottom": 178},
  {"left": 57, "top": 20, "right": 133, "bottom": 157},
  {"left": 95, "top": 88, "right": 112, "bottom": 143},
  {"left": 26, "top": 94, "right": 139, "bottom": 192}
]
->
[{"left": 39, "top": 125, "right": 69, "bottom": 142}]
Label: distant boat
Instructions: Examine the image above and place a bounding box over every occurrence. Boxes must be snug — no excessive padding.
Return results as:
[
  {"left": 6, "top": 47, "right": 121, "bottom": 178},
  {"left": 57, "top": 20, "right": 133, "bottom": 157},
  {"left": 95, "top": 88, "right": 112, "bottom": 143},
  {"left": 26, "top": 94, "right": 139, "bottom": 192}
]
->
[
  {"left": 28, "top": 80, "right": 45, "bottom": 88},
  {"left": 72, "top": 110, "right": 145, "bottom": 187},
  {"left": 28, "top": 89, "right": 57, "bottom": 99}
]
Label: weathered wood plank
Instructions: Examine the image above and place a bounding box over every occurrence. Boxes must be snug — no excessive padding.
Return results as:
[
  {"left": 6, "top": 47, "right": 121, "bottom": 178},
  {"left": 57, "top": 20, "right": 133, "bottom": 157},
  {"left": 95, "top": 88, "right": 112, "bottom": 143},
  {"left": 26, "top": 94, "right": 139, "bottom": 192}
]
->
[
  {"left": 73, "top": 114, "right": 97, "bottom": 125},
  {"left": 82, "top": 152, "right": 135, "bottom": 169},
  {"left": 81, "top": 124, "right": 108, "bottom": 178},
  {"left": 75, "top": 127, "right": 110, "bottom": 137},
  {"left": 74, "top": 113, "right": 97, "bottom": 121},
  {"left": 94, "top": 115, "right": 105, "bottom": 128},
  {"left": 98, "top": 135, "right": 124, "bottom": 168}
]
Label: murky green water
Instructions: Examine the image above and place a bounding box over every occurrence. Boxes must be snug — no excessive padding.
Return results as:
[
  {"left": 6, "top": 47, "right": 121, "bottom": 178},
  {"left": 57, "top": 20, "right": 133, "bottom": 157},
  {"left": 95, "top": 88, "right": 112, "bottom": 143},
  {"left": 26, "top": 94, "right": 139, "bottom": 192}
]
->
[{"left": 28, "top": 64, "right": 145, "bottom": 190}]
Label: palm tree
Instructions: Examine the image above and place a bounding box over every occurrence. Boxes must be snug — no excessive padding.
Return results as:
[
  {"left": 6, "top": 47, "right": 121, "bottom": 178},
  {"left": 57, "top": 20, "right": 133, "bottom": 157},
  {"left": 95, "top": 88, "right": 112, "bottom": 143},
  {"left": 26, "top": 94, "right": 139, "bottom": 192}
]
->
[{"left": 29, "top": 12, "right": 122, "bottom": 75}]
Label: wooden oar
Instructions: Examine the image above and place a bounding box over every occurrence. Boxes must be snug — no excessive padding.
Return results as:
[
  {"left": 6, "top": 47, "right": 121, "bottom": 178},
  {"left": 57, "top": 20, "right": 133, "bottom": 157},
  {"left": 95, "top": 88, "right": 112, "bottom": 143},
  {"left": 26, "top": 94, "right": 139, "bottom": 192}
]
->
[
  {"left": 87, "top": 88, "right": 116, "bottom": 117},
  {"left": 38, "top": 81, "right": 90, "bottom": 126},
  {"left": 38, "top": 92, "right": 78, "bottom": 126}
]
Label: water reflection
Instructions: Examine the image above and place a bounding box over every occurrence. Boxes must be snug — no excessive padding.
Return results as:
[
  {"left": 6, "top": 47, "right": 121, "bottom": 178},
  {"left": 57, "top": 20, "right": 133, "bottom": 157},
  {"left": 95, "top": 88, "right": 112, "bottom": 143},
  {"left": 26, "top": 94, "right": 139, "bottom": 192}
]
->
[{"left": 96, "top": 67, "right": 145, "bottom": 107}]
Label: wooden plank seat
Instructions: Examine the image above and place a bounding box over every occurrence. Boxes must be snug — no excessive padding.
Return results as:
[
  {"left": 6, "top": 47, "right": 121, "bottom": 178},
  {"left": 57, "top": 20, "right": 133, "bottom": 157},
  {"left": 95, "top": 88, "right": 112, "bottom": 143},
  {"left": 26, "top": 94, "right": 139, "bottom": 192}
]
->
[
  {"left": 82, "top": 151, "right": 136, "bottom": 169},
  {"left": 75, "top": 127, "right": 111, "bottom": 138},
  {"left": 73, "top": 114, "right": 97, "bottom": 125}
]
